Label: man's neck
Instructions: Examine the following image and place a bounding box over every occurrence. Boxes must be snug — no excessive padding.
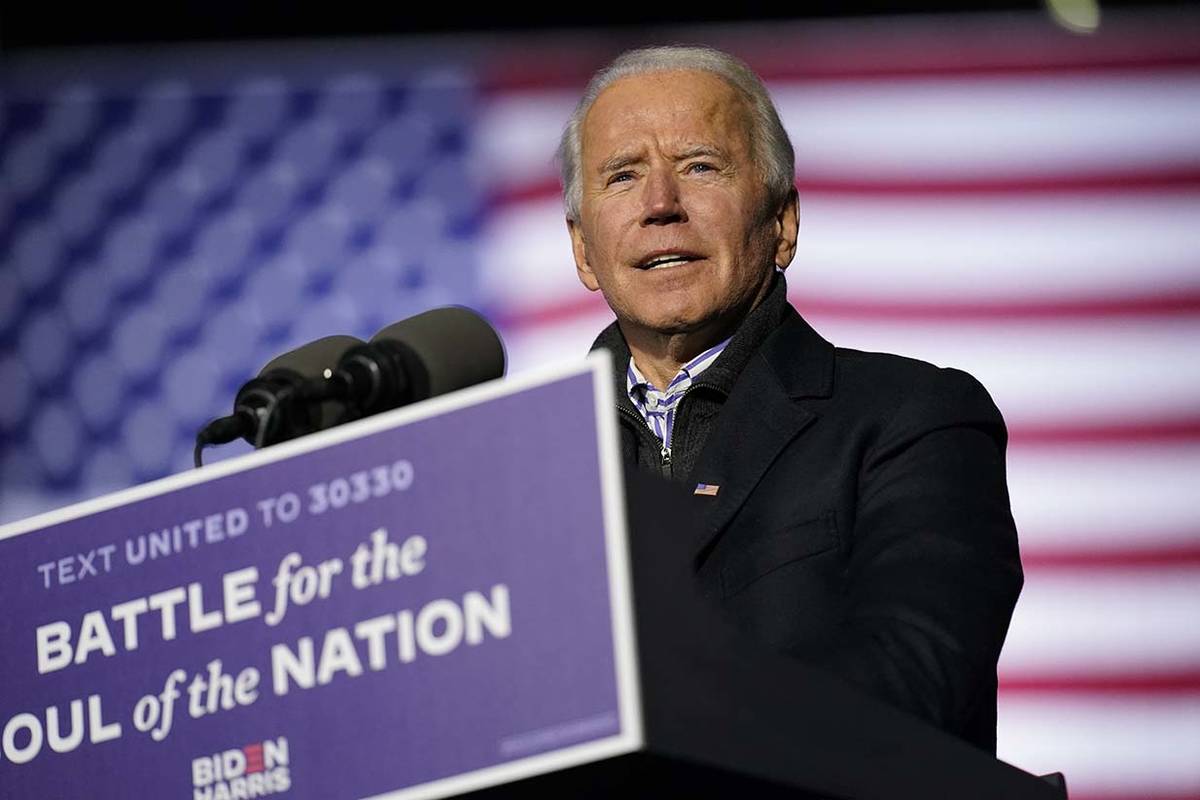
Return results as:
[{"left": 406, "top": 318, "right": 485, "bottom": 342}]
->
[
  {"left": 622, "top": 273, "right": 779, "bottom": 389},
  {"left": 624, "top": 322, "right": 736, "bottom": 390}
]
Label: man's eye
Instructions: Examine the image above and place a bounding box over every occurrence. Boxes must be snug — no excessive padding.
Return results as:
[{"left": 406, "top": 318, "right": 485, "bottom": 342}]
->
[
  {"left": 608, "top": 172, "right": 634, "bottom": 184},
  {"left": 688, "top": 162, "right": 716, "bottom": 174}
]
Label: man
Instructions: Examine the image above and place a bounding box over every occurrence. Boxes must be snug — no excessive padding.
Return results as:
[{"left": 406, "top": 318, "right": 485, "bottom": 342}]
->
[{"left": 558, "top": 46, "right": 1022, "bottom": 752}]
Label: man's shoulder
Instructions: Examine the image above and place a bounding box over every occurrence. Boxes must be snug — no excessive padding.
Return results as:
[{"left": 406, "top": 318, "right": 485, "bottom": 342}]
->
[
  {"left": 832, "top": 345, "right": 986, "bottom": 394},
  {"left": 825, "top": 345, "right": 1006, "bottom": 433},
  {"left": 764, "top": 306, "right": 998, "bottom": 415}
]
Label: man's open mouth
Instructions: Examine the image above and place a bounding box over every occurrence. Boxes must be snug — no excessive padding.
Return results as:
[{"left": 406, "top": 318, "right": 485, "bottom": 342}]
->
[{"left": 637, "top": 253, "right": 701, "bottom": 270}]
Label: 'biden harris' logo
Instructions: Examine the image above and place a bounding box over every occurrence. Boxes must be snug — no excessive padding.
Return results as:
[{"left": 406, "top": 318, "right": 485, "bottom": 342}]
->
[{"left": 191, "top": 736, "right": 290, "bottom": 799}]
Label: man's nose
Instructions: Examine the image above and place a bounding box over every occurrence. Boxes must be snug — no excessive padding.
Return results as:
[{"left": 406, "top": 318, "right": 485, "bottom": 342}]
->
[{"left": 640, "top": 167, "right": 687, "bottom": 226}]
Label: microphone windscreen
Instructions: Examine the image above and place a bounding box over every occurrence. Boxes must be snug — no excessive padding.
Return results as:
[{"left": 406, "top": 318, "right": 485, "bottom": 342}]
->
[{"left": 369, "top": 307, "right": 505, "bottom": 398}]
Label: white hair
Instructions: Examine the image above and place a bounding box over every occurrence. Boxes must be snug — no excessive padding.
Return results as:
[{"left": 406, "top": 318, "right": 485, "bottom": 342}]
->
[{"left": 556, "top": 45, "right": 795, "bottom": 222}]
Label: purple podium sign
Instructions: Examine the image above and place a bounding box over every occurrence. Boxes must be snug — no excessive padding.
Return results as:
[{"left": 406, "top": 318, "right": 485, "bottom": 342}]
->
[{"left": 0, "top": 356, "right": 641, "bottom": 800}]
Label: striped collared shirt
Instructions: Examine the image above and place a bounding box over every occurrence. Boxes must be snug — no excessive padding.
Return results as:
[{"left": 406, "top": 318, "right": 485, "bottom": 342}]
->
[{"left": 626, "top": 338, "right": 731, "bottom": 453}]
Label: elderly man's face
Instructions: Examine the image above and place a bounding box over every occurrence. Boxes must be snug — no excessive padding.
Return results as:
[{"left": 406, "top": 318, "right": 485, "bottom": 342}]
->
[{"left": 569, "top": 70, "right": 797, "bottom": 342}]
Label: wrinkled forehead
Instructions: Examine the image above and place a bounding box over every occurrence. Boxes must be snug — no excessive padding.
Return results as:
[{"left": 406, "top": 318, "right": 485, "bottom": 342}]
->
[{"left": 580, "top": 70, "right": 755, "bottom": 165}]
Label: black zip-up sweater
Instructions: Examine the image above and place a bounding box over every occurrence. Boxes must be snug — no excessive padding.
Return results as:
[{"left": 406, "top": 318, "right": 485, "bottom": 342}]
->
[{"left": 589, "top": 273, "right": 790, "bottom": 483}]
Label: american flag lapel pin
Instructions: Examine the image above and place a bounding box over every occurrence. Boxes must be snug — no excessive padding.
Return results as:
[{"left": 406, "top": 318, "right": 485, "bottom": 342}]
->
[{"left": 694, "top": 483, "right": 720, "bottom": 497}]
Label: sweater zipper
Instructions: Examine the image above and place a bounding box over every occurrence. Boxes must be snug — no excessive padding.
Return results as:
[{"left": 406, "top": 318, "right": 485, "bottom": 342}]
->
[
  {"left": 618, "top": 405, "right": 669, "bottom": 464},
  {"left": 618, "top": 383, "right": 702, "bottom": 470}
]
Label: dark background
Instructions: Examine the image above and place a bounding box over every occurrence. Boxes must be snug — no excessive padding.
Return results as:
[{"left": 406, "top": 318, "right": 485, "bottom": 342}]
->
[{"left": 0, "top": 1, "right": 1144, "bottom": 51}]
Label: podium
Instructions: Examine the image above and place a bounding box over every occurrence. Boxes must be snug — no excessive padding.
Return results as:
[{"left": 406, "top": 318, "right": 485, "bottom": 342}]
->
[{"left": 0, "top": 357, "right": 1062, "bottom": 799}]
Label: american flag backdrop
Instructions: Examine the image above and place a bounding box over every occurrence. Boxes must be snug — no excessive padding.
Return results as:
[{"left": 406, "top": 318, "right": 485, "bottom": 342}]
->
[{"left": 2, "top": 8, "right": 1199, "bottom": 798}]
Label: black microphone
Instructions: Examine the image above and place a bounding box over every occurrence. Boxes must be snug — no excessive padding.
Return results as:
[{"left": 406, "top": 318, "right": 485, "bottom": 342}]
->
[
  {"left": 194, "top": 334, "right": 365, "bottom": 466},
  {"left": 308, "top": 307, "right": 506, "bottom": 419}
]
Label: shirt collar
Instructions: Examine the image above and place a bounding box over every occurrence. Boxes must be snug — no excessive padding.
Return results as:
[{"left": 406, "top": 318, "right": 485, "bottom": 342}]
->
[
  {"left": 591, "top": 271, "right": 793, "bottom": 412},
  {"left": 627, "top": 337, "right": 731, "bottom": 398}
]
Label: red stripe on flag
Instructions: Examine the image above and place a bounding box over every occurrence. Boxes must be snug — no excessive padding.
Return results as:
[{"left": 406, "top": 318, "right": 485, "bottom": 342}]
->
[
  {"left": 486, "top": 295, "right": 610, "bottom": 330},
  {"left": 1022, "top": 543, "right": 1200, "bottom": 570},
  {"left": 794, "top": 294, "right": 1200, "bottom": 322},
  {"left": 1000, "top": 671, "right": 1200, "bottom": 695},
  {"left": 1008, "top": 418, "right": 1200, "bottom": 445},
  {"left": 750, "top": 56, "right": 1200, "bottom": 84}
]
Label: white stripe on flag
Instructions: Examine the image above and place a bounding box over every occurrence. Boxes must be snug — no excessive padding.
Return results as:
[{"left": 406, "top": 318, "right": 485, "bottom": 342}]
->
[
  {"left": 809, "top": 318, "right": 1200, "bottom": 427},
  {"left": 1001, "top": 567, "right": 1200, "bottom": 675},
  {"left": 1007, "top": 444, "right": 1200, "bottom": 549},
  {"left": 776, "top": 73, "right": 1200, "bottom": 179},
  {"left": 997, "top": 695, "right": 1200, "bottom": 796}
]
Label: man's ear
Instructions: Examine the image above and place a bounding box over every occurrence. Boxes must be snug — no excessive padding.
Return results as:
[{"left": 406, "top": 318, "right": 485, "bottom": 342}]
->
[
  {"left": 568, "top": 218, "right": 601, "bottom": 292},
  {"left": 772, "top": 188, "right": 800, "bottom": 271}
]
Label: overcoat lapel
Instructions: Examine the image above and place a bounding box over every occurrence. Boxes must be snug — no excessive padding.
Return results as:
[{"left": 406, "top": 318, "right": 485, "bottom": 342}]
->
[{"left": 687, "top": 312, "right": 836, "bottom": 563}]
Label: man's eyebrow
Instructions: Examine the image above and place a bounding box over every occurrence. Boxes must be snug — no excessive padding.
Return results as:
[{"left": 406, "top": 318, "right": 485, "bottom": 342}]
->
[
  {"left": 596, "top": 145, "right": 727, "bottom": 175},
  {"left": 674, "top": 144, "right": 727, "bottom": 161},
  {"left": 598, "top": 152, "right": 643, "bottom": 174}
]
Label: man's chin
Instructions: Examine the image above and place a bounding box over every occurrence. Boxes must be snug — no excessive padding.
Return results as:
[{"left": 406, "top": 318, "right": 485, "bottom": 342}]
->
[{"left": 619, "top": 310, "right": 723, "bottom": 341}]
